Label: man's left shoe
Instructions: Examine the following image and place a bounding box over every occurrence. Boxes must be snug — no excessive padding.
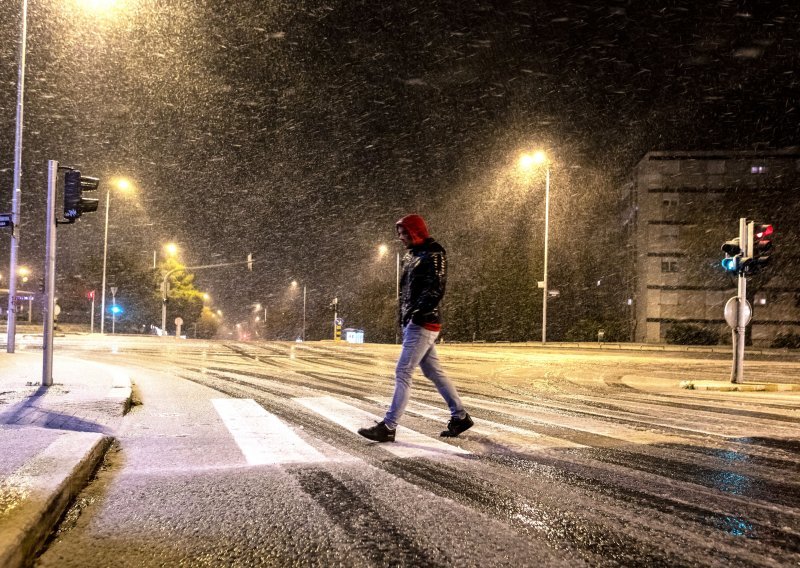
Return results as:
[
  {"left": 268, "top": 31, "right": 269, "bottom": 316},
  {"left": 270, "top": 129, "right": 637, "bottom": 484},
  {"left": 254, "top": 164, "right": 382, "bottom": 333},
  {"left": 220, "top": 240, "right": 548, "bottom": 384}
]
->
[{"left": 440, "top": 413, "right": 474, "bottom": 437}]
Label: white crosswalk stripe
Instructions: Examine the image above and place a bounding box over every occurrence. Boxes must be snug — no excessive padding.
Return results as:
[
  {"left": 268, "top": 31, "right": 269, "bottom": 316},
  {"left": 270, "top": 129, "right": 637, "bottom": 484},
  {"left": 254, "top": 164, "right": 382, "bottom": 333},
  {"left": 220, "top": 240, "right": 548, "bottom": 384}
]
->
[
  {"left": 368, "top": 397, "right": 586, "bottom": 449},
  {"left": 295, "top": 395, "right": 470, "bottom": 459},
  {"left": 212, "top": 398, "right": 328, "bottom": 465}
]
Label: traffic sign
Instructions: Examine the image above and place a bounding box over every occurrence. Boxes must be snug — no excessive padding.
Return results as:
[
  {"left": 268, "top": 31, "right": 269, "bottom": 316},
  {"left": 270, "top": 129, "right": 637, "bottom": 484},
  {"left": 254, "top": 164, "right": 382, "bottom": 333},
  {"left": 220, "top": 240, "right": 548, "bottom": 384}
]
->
[
  {"left": 0, "top": 213, "right": 12, "bottom": 228},
  {"left": 724, "top": 297, "right": 752, "bottom": 328}
]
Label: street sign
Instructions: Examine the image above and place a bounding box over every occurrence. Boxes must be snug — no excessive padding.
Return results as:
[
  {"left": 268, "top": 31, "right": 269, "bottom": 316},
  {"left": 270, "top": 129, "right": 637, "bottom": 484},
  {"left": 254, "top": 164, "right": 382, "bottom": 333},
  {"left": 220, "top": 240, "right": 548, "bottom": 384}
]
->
[
  {"left": 110, "top": 286, "right": 118, "bottom": 296},
  {"left": 724, "top": 297, "right": 752, "bottom": 328},
  {"left": 0, "top": 213, "right": 12, "bottom": 228}
]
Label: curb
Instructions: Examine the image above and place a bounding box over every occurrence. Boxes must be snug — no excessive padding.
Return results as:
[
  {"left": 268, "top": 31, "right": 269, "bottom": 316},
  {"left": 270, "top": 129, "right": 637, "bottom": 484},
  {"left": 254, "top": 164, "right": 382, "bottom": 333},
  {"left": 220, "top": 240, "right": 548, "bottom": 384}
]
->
[
  {"left": 0, "top": 431, "right": 112, "bottom": 568},
  {"left": 680, "top": 380, "right": 800, "bottom": 392}
]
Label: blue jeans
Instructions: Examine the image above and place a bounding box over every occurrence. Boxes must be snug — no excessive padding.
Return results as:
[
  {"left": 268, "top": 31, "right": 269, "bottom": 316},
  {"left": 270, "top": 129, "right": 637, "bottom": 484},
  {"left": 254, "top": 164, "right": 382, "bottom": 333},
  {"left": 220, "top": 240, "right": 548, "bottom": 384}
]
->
[{"left": 384, "top": 323, "right": 466, "bottom": 429}]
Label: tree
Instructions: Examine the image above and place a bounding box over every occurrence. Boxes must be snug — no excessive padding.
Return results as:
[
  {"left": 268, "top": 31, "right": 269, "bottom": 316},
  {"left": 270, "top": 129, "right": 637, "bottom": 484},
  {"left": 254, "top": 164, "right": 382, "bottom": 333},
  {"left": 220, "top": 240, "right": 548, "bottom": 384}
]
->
[{"left": 160, "top": 257, "right": 204, "bottom": 335}]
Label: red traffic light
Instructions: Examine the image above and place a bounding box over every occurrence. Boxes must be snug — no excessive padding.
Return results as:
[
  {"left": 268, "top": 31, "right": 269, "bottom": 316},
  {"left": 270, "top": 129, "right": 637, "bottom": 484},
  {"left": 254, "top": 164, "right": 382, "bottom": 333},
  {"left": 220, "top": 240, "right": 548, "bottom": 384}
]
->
[
  {"left": 754, "top": 224, "right": 773, "bottom": 238},
  {"left": 88, "top": 290, "right": 95, "bottom": 300}
]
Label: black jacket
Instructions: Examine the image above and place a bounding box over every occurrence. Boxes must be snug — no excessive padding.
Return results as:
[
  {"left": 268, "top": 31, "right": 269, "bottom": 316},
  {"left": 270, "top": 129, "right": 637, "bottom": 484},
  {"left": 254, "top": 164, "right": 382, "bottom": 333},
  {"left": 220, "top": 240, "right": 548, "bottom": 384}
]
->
[{"left": 398, "top": 238, "right": 447, "bottom": 328}]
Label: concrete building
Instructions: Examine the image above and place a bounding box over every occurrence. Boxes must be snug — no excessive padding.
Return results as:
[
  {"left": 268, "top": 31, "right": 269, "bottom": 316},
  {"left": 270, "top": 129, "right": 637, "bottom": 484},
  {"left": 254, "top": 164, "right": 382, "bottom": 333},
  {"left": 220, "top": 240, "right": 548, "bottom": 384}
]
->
[{"left": 628, "top": 149, "right": 800, "bottom": 346}]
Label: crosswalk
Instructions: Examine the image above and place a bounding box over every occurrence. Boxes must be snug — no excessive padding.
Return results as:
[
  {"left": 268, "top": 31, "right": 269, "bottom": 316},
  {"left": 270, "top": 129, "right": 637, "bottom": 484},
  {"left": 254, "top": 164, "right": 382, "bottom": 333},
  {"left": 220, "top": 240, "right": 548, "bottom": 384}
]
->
[
  {"left": 209, "top": 389, "right": 800, "bottom": 471},
  {"left": 211, "top": 396, "right": 470, "bottom": 464}
]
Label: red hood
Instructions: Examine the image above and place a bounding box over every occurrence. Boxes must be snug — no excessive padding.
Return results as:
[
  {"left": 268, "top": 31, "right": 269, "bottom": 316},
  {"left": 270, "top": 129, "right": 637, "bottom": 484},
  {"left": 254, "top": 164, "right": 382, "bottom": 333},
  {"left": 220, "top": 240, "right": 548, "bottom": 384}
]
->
[{"left": 396, "top": 214, "right": 430, "bottom": 246}]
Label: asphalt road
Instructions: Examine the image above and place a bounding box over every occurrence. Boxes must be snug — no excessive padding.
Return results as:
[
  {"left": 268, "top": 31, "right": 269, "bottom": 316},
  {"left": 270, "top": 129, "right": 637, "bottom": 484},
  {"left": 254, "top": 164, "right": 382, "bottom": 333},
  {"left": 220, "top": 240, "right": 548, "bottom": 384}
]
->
[{"left": 34, "top": 338, "right": 800, "bottom": 567}]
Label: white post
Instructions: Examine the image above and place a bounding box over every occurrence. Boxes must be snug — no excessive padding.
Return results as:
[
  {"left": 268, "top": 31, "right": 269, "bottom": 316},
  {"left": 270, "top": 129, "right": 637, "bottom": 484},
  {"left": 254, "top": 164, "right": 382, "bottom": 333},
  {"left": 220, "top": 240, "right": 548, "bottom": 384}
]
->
[
  {"left": 302, "top": 285, "right": 307, "bottom": 341},
  {"left": 42, "top": 160, "right": 58, "bottom": 386},
  {"left": 6, "top": 0, "right": 29, "bottom": 354},
  {"left": 161, "top": 276, "right": 169, "bottom": 333},
  {"left": 542, "top": 166, "right": 550, "bottom": 344},
  {"left": 90, "top": 292, "right": 95, "bottom": 333},
  {"left": 732, "top": 217, "right": 749, "bottom": 384},
  {"left": 111, "top": 290, "right": 117, "bottom": 334},
  {"left": 100, "top": 186, "right": 111, "bottom": 334}
]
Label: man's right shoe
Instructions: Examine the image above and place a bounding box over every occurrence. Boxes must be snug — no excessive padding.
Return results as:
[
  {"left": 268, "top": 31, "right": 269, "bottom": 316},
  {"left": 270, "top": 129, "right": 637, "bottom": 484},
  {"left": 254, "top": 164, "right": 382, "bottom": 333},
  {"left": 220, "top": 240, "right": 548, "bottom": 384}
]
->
[
  {"left": 440, "top": 413, "right": 474, "bottom": 437},
  {"left": 358, "top": 421, "right": 396, "bottom": 443}
]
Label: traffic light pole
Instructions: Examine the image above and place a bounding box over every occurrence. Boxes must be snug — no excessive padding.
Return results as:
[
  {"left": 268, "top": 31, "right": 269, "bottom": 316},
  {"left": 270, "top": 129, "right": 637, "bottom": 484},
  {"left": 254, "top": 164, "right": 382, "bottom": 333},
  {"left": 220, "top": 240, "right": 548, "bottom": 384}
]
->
[
  {"left": 731, "top": 217, "right": 748, "bottom": 385},
  {"left": 42, "top": 160, "right": 58, "bottom": 386}
]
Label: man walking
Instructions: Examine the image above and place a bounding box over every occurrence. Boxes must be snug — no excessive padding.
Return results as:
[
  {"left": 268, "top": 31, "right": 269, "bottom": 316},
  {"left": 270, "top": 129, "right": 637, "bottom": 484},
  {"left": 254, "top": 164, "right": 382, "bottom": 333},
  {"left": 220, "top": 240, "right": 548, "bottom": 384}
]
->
[{"left": 358, "top": 214, "right": 473, "bottom": 442}]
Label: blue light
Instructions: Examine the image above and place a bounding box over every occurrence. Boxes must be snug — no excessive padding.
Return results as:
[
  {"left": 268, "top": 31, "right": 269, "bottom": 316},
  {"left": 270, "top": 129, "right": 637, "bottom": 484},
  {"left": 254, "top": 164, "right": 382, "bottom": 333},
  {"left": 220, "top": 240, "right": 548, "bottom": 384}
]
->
[
  {"left": 110, "top": 305, "right": 123, "bottom": 315},
  {"left": 721, "top": 257, "right": 738, "bottom": 272}
]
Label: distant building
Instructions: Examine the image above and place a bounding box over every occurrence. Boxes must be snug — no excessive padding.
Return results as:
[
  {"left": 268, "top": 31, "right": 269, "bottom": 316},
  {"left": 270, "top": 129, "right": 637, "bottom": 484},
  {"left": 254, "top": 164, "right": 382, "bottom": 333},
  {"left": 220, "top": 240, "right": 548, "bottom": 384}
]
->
[{"left": 627, "top": 149, "right": 800, "bottom": 346}]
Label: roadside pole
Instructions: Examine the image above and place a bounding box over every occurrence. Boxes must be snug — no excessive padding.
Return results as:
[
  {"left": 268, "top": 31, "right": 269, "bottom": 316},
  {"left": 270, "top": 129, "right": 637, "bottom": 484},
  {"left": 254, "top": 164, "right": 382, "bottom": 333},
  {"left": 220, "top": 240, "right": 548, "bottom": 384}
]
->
[
  {"left": 42, "top": 161, "right": 58, "bottom": 386},
  {"left": 724, "top": 217, "right": 752, "bottom": 385}
]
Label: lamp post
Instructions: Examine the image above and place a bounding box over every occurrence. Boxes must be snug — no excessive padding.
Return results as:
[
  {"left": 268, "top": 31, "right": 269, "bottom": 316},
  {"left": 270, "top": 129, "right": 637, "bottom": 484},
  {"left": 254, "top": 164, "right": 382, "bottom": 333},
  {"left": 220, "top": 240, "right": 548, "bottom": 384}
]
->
[
  {"left": 519, "top": 151, "right": 551, "bottom": 344},
  {"left": 100, "top": 178, "right": 133, "bottom": 334},
  {"left": 378, "top": 244, "right": 401, "bottom": 343},
  {"left": 291, "top": 281, "right": 306, "bottom": 341},
  {"left": 6, "top": 0, "right": 29, "bottom": 353}
]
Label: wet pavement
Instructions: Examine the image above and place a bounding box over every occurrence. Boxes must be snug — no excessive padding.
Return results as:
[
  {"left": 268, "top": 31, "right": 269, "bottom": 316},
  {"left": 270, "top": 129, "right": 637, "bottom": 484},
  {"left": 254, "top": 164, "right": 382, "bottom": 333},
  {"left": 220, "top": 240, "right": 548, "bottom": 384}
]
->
[{"left": 5, "top": 336, "right": 798, "bottom": 567}]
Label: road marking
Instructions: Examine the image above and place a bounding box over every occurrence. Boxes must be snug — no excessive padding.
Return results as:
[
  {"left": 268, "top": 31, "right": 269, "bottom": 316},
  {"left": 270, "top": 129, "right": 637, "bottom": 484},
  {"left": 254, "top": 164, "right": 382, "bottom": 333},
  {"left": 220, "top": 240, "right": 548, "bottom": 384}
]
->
[
  {"left": 294, "top": 396, "right": 470, "bottom": 459},
  {"left": 460, "top": 396, "right": 683, "bottom": 445},
  {"left": 212, "top": 398, "right": 327, "bottom": 465},
  {"left": 368, "top": 397, "right": 586, "bottom": 449}
]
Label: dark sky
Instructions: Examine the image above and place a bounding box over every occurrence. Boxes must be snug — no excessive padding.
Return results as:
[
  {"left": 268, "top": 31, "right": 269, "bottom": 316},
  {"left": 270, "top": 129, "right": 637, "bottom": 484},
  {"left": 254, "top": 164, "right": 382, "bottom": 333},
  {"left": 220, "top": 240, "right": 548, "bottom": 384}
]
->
[{"left": 1, "top": 0, "right": 798, "bottom": 331}]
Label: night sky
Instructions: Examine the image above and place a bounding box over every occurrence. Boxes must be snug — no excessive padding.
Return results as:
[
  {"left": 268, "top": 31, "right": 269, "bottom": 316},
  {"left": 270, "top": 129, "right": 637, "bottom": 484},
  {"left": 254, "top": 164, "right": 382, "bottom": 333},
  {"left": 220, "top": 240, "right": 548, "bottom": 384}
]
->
[{"left": 1, "top": 0, "right": 798, "bottom": 337}]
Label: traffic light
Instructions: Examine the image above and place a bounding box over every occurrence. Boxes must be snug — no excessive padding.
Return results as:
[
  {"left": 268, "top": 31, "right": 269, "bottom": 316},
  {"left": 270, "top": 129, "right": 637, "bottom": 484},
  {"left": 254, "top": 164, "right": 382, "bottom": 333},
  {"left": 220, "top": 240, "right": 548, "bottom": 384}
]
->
[
  {"left": 744, "top": 222, "right": 774, "bottom": 274},
  {"left": 247, "top": 253, "right": 253, "bottom": 271},
  {"left": 63, "top": 170, "right": 100, "bottom": 221},
  {"left": 721, "top": 237, "right": 741, "bottom": 273}
]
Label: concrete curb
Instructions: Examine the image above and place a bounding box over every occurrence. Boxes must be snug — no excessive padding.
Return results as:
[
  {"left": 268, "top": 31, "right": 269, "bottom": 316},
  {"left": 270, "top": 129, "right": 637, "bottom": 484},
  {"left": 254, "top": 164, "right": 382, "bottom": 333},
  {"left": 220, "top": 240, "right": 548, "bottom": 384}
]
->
[
  {"left": 0, "top": 431, "right": 112, "bottom": 568},
  {"left": 109, "top": 373, "right": 134, "bottom": 416},
  {"left": 680, "top": 380, "right": 800, "bottom": 392}
]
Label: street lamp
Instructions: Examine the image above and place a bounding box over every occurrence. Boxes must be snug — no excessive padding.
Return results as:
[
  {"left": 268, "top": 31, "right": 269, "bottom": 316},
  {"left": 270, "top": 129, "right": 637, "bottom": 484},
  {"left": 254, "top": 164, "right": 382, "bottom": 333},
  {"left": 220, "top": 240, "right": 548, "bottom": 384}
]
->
[
  {"left": 6, "top": 0, "right": 28, "bottom": 353},
  {"left": 291, "top": 280, "right": 306, "bottom": 341},
  {"left": 378, "top": 244, "right": 401, "bottom": 343},
  {"left": 100, "top": 177, "right": 134, "bottom": 334},
  {"left": 519, "top": 150, "right": 551, "bottom": 344}
]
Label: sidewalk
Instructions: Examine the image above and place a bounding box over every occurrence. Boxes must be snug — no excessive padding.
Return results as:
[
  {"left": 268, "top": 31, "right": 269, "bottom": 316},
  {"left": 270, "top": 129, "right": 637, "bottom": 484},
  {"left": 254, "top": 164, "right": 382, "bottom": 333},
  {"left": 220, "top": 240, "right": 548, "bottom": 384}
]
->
[{"left": 0, "top": 350, "right": 132, "bottom": 568}]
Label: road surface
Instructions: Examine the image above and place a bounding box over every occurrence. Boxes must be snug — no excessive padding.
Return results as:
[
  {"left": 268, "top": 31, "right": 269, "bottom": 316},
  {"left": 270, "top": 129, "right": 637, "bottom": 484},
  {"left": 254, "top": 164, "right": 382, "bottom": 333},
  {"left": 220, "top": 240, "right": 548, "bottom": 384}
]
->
[{"left": 33, "top": 337, "right": 800, "bottom": 567}]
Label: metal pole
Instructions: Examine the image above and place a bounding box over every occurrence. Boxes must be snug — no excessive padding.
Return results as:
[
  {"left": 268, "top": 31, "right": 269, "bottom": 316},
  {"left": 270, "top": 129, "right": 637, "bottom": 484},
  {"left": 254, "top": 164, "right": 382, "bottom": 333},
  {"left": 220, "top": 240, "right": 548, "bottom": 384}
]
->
[
  {"left": 161, "top": 276, "right": 168, "bottom": 333},
  {"left": 100, "top": 186, "right": 110, "bottom": 334},
  {"left": 7, "top": 0, "right": 29, "bottom": 353},
  {"left": 542, "top": 166, "right": 550, "bottom": 344},
  {"left": 302, "top": 285, "right": 306, "bottom": 341},
  {"left": 28, "top": 295, "right": 32, "bottom": 323},
  {"left": 90, "top": 293, "right": 95, "bottom": 333},
  {"left": 333, "top": 298, "right": 338, "bottom": 340},
  {"left": 732, "top": 272, "right": 747, "bottom": 384},
  {"left": 732, "top": 217, "right": 748, "bottom": 384},
  {"left": 42, "top": 160, "right": 58, "bottom": 386},
  {"left": 111, "top": 293, "right": 116, "bottom": 334}
]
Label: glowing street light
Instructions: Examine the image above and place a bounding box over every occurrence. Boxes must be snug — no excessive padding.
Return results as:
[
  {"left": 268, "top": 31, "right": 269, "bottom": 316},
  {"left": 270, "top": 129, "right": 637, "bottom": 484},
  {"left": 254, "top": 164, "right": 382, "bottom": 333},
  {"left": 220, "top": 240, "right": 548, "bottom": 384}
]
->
[
  {"left": 100, "top": 177, "right": 135, "bottom": 334},
  {"left": 164, "top": 242, "right": 179, "bottom": 257},
  {"left": 518, "top": 150, "right": 551, "bottom": 344},
  {"left": 17, "top": 266, "right": 30, "bottom": 283}
]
